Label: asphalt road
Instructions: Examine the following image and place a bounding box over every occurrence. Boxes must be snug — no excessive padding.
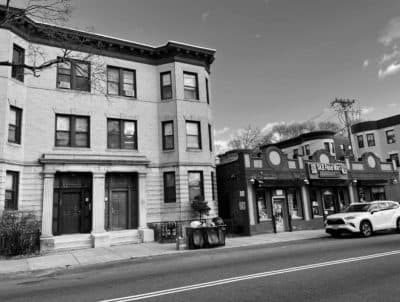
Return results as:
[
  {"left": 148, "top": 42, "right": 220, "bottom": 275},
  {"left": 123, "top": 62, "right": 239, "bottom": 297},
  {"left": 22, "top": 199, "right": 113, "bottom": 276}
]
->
[{"left": 1, "top": 232, "right": 400, "bottom": 302}]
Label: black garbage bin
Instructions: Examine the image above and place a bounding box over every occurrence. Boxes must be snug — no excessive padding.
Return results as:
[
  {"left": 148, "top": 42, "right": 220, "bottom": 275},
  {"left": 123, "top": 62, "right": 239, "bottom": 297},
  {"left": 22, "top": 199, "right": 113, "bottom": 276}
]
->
[{"left": 186, "top": 227, "right": 204, "bottom": 249}]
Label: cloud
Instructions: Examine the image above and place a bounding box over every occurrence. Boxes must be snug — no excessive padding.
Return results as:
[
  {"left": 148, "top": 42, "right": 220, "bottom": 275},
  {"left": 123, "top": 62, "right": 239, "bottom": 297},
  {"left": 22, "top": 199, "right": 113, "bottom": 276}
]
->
[
  {"left": 378, "top": 62, "right": 400, "bottom": 79},
  {"left": 201, "top": 11, "right": 210, "bottom": 23},
  {"left": 261, "top": 121, "right": 284, "bottom": 133},
  {"left": 388, "top": 103, "right": 398, "bottom": 108},
  {"left": 363, "top": 59, "right": 369, "bottom": 68},
  {"left": 379, "top": 17, "right": 400, "bottom": 46},
  {"left": 214, "top": 139, "right": 230, "bottom": 155},
  {"left": 214, "top": 127, "right": 230, "bottom": 136},
  {"left": 379, "top": 49, "right": 400, "bottom": 65},
  {"left": 263, "top": 0, "right": 271, "bottom": 6},
  {"left": 361, "top": 106, "right": 375, "bottom": 115},
  {"left": 255, "top": 33, "right": 262, "bottom": 39}
]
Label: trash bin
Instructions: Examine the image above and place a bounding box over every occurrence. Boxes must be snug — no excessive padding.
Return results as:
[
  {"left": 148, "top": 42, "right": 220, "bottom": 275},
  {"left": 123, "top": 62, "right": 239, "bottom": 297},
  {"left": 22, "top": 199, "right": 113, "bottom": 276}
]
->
[
  {"left": 186, "top": 225, "right": 226, "bottom": 249},
  {"left": 186, "top": 227, "right": 205, "bottom": 249}
]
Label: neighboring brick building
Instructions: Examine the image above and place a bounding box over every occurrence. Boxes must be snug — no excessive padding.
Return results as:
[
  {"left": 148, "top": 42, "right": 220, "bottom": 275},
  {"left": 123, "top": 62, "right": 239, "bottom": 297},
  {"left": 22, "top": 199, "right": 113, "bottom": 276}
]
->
[
  {"left": 352, "top": 114, "right": 400, "bottom": 168},
  {"left": 217, "top": 132, "right": 399, "bottom": 236},
  {"left": 0, "top": 7, "right": 217, "bottom": 251}
]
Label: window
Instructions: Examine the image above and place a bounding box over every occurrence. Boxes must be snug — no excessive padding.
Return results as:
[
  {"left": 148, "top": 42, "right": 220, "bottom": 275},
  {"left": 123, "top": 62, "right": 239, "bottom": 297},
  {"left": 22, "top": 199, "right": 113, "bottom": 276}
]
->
[
  {"left": 163, "top": 172, "right": 176, "bottom": 203},
  {"left": 305, "top": 144, "right": 310, "bottom": 156},
  {"left": 186, "top": 121, "right": 201, "bottom": 149},
  {"left": 107, "top": 119, "right": 137, "bottom": 150},
  {"left": 57, "top": 59, "right": 90, "bottom": 92},
  {"left": 256, "top": 190, "right": 270, "bottom": 222},
  {"left": 160, "top": 71, "right": 172, "bottom": 100},
  {"left": 188, "top": 171, "right": 204, "bottom": 202},
  {"left": 389, "top": 153, "right": 399, "bottom": 167},
  {"left": 330, "top": 143, "right": 335, "bottom": 154},
  {"left": 208, "top": 124, "right": 213, "bottom": 152},
  {"left": 56, "top": 115, "right": 90, "bottom": 147},
  {"left": 206, "top": 78, "right": 210, "bottom": 104},
  {"left": 211, "top": 171, "right": 216, "bottom": 200},
  {"left": 11, "top": 44, "right": 25, "bottom": 82},
  {"left": 324, "top": 142, "right": 330, "bottom": 152},
  {"left": 162, "top": 121, "right": 174, "bottom": 150},
  {"left": 287, "top": 189, "right": 302, "bottom": 219},
  {"left": 293, "top": 149, "right": 299, "bottom": 159},
  {"left": 183, "top": 72, "right": 199, "bottom": 100},
  {"left": 357, "top": 135, "right": 364, "bottom": 148},
  {"left": 5, "top": 171, "right": 19, "bottom": 210},
  {"left": 366, "top": 133, "right": 375, "bottom": 147},
  {"left": 107, "top": 67, "right": 136, "bottom": 97},
  {"left": 386, "top": 129, "right": 396, "bottom": 144},
  {"left": 8, "top": 106, "right": 22, "bottom": 144}
]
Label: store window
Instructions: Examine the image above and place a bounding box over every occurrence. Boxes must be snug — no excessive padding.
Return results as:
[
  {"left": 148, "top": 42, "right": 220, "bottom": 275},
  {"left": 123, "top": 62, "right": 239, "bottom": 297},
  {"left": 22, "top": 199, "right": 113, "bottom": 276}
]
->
[
  {"left": 386, "top": 129, "right": 396, "bottom": 144},
  {"left": 324, "top": 142, "right": 330, "bottom": 152},
  {"left": 107, "top": 119, "right": 137, "bottom": 150},
  {"left": 160, "top": 71, "right": 172, "bottom": 100},
  {"left": 305, "top": 144, "right": 310, "bottom": 156},
  {"left": 188, "top": 171, "right": 204, "bottom": 202},
  {"left": 163, "top": 172, "right": 176, "bottom": 203},
  {"left": 389, "top": 153, "right": 399, "bottom": 167},
  {"left": 366, "top": 133, "right": 375, "bottom": 147},
  {"left": 5, "top": 171, "right": 19, "bottom": 210},
  {"left": 56, "top": 114, "right": 90, "bottom": 147},
  {"left": 256, "top": 190, "right": 270, "bottom": 222},
  {"left": 107, "top": 67, "right": 136, "bottom": 98},
  {"left": 310, "top": 190, "right": 322, "bottom": 217},
  {"left": 8, "top": 106, "right": 22, "bottom": 144},
  {"left": 183, "top": 72, "right": 199, "bottom": 100},
  {"left": 293, "top": 149, "right": 299, "bottom": 159},
  {"left": 371, "top": 187, "right": 385, "bottom": 201},
  {"left": 357, "top": 135, "right": 364, "bottom": 148},
  {"left": 287, "top": 189, "right": 302, "bottom": 219}
]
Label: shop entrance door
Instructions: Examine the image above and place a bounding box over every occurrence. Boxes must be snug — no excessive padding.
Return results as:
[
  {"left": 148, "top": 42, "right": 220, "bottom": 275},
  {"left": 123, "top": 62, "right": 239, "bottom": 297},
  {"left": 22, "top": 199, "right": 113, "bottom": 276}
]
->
[
  {"left": 110, "top": 190, "right": 128, "bottom": 230},
  {"left": 53, "top": 173, "right": 92, "bottom": 236},
  {"left": 272, "top": 196, "right": 287, "bottom": 232}
]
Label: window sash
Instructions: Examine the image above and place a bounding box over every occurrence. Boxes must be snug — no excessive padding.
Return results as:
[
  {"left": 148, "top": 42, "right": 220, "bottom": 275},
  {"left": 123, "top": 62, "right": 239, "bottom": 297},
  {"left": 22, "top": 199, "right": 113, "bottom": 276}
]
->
[
  {"left": 183, "top": 72, "right": 198, "bottom": 100},
  {"left": 107, "top": 67, "right": 136, "bottom": 97},
  {"left": 186, "top": 121, "right": 201, "bottom": 149},
  {"left": 162, "top": 121, "right": 174, "bottom": 150},
  {"left": 161, "top": 72, "right": 172, "bottom": 100},
  {"left": 8, "top": 107, "right": 22, "bottom": 144},
  {"left": 56, "top": 115, "right": 89, "bottom": 147},
  {"left": 386, "top": 130, "right": 396, "bottom": 144},
  {"left": 357, "top": 135, "right": 364, "bottom": 148},
  {"left": 11, "top": 45, "right": 25, "bottom": 82},
  {"left": 206, "top": 78, "right": 210, "bottom": 104},
  {"left": 367, "top": 134, "right": 375, "bottom": 146},
  {"left": 208, "top": 124, "right": 213, "bottom": 152},
  {"left": 57, "top": 59, "right": 90, "bottom": 92},
  {"left": 107, "top": 119, "right": 137, "bottom": 149},
  {"left": 5, "top": 172, "right": 18, "bottom": 210},
  {"left": 164, "top": 172, "right": 176, "bottom": 203},
  {"left": 188, "top": 172, "right": 204, "bottom": 202}
]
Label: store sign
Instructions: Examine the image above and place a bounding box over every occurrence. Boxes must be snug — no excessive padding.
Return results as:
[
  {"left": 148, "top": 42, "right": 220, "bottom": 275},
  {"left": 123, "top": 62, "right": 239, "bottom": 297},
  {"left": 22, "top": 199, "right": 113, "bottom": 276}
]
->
[{"left": 308, "top": 162, "right": 347, "bottom": 178}]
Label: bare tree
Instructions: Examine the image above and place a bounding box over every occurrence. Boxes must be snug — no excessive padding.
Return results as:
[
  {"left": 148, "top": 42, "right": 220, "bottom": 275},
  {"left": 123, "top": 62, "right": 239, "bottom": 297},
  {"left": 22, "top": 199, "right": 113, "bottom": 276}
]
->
[
  {"left": 228, "top": 125, "right": 263, "bottom": 150},
  {"left": 0, "top": 1, "right": 108, "bottom": 95}
]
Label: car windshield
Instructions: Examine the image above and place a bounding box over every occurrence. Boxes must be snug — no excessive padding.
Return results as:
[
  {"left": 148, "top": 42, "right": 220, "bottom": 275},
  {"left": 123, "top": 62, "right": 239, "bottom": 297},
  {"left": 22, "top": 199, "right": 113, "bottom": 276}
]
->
[{"left": 342, "top": 204, "right": 370, "bottom": 212}]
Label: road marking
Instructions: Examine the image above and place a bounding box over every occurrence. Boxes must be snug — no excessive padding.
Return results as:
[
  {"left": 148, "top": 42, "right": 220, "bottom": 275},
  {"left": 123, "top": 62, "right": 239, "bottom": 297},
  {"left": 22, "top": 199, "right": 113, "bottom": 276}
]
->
[{"left": 99, "top": 250, "right": 400, "bottom": 302}]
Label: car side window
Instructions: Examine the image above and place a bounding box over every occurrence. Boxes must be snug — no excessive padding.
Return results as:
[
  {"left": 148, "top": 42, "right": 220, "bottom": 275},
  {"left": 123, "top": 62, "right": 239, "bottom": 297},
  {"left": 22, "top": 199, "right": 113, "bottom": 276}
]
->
[
  {"left": 369, "top": 205, "right": 380, "bottom": 212},
  {"left": 378, "top": 203, "right": 388, "bottom": 211},
  {"left": 388, "top": 202, "right": 399, "bottom": 210}
]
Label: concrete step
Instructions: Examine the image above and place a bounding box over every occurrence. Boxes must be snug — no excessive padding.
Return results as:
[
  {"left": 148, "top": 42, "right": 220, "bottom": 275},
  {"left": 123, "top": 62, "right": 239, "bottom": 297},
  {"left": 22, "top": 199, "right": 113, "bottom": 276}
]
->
[
  {"left": 109, "top": 230, "right": 141, "bottom": 246},
  {"left": 51, "top": 234, "right": 92, "bottom": 253}
]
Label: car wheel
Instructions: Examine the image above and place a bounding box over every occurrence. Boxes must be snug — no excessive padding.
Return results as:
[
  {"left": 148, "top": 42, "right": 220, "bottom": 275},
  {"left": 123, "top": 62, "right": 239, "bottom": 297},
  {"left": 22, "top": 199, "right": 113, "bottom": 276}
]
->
[
  {"left": 360, "top": 221, "right": 373, "bottom": 237},
  {"left": 396, "top": 218, "right": 400, "bottom": 233}
]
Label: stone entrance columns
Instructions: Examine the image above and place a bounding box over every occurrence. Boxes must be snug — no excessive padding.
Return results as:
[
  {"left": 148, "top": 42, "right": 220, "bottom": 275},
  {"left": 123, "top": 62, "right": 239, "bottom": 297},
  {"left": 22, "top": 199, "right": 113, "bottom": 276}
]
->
[
  {"left": 91, "top": 172, "right": 109, "bottom": 247},
  {"left": 40, "top": 172, "right": 55, "bottom": 251},
  {"left": 138, "top": 172, "right": 154, "bottom": 242}
]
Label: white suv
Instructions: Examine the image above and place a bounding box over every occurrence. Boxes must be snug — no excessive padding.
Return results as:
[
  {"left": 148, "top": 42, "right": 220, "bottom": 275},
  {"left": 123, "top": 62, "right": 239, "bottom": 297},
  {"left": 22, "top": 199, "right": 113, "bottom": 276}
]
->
[{"left": 325, "top": 201, "right": 400, "bottom": 237}]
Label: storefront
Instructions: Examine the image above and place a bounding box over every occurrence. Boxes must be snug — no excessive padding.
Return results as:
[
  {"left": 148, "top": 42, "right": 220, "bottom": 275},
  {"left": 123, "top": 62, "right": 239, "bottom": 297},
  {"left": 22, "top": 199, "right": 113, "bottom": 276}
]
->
[{"left": 217, "top": 146, "right": 399, "bottom": 236}]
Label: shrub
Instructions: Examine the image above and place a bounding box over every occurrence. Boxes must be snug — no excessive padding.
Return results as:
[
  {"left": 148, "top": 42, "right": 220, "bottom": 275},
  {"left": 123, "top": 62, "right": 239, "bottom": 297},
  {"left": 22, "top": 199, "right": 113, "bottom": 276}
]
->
[
  {"left": 0, "top": 212, "right": 40, "bottom": 257},
  {"left": 191, "top": 200, "right": 211, "bottom": 221}
]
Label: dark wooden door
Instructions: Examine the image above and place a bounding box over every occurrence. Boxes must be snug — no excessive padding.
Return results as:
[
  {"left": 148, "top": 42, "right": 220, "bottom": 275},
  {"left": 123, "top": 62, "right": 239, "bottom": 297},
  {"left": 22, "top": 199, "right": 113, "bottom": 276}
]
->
[
  {"left": 111, "top": 190, "right": 128, "bottom": 230},
  {"left": 61, "top": 191, "right": 82, "bottom": 234}
]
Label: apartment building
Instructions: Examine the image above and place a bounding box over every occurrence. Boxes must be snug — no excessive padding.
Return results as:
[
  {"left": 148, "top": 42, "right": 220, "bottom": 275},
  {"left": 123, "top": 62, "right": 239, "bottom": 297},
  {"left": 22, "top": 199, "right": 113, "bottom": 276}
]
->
[{"left": 0, "top": 7, "right": 217, "bottom": 251}]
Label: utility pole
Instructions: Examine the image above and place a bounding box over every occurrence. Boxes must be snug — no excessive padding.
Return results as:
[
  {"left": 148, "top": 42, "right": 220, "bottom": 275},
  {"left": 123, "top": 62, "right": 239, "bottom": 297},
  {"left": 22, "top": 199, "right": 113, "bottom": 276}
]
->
[{"left": 330, "top": 98, "right": 360, "bottom": 159}]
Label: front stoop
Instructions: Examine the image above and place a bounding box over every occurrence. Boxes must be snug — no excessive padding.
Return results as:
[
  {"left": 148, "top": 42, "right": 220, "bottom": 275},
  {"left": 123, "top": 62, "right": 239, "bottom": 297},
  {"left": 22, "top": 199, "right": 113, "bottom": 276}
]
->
[{"left": 40, "top": 229, "right": 156, "bottom": 253}]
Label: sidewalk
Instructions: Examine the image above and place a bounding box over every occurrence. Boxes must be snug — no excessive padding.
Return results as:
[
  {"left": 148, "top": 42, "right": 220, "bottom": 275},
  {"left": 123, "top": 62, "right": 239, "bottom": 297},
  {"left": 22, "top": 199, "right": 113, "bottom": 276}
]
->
[{"left": 0, "top": 230, "right": 327, "bottom": 275}]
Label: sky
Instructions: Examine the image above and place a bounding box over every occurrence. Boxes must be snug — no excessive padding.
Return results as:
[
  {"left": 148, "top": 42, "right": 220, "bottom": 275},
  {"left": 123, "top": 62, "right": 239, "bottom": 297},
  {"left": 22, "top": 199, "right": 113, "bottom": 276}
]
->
[{"left": 6, "top": 0, "right": 400, "bottom": 152}]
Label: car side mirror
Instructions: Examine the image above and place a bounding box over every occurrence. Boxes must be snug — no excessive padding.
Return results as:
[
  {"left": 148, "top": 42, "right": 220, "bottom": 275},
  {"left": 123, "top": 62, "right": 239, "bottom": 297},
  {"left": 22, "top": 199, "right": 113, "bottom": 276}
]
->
[{"left": 370, "top": 210, "right": 377, "bottom": 214}]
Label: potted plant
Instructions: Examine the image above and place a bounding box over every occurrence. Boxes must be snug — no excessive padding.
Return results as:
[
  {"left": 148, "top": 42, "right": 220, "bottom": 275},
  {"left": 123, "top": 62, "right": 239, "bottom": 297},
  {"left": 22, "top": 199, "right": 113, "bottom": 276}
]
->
[{"left": 191, "top": 198, "right": 211, "bottom": 221}]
